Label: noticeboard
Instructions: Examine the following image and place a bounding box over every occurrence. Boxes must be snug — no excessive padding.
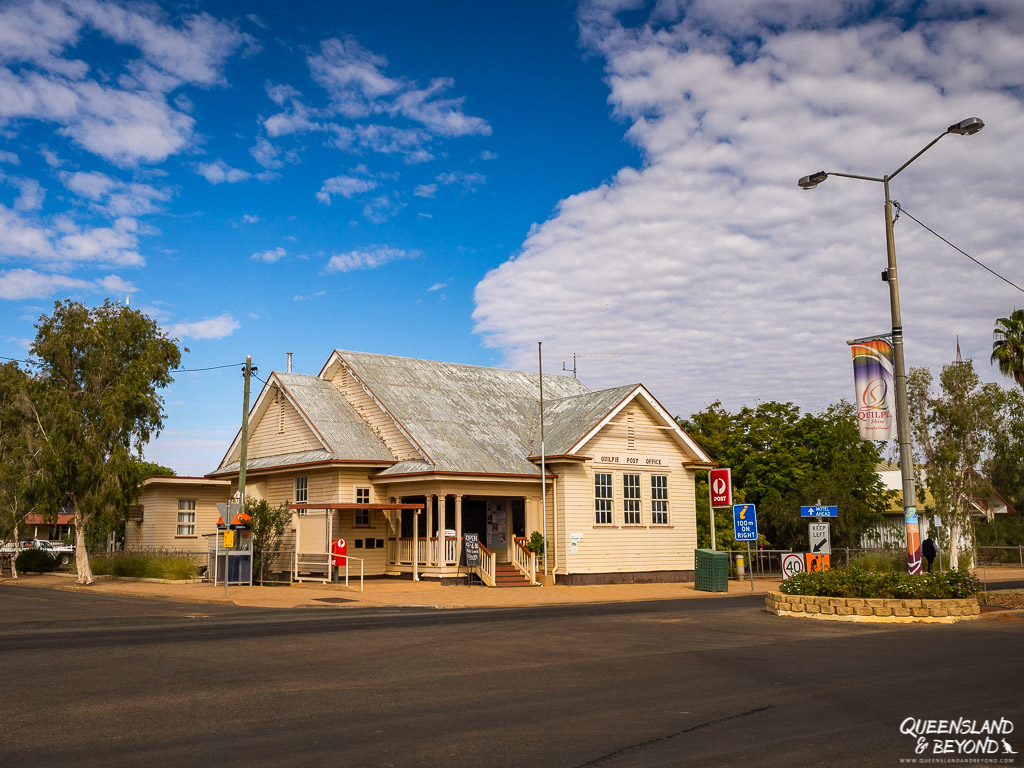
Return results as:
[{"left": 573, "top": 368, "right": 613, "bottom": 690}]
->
[{"left": 464, "top": 533, "right": 481, "bottom": 567}]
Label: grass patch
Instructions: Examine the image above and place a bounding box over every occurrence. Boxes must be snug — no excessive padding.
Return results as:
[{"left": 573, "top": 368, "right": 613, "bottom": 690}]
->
[
  {"left": 89, "top": 551, "right": 199, "bottom": 580},
  {"left": 780, "top": 566, "right": 981, "bottom": 599}
]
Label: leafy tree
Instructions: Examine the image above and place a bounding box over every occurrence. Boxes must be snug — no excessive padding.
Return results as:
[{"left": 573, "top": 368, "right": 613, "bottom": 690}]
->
[
  {"left": 246, "top": 498, "right": 292, "bottom": 581},
  {"left": 991, "top": 309, "right": 1024, "bottom": 389},
  {"left": 27, "top": 300, "right": 181, "bottom": 584},
  {"left": 682, "top": 400, "right": 887, "bottom": 550},
  {"left": 135, "top": 460, "right": 176, "bottom": 479},
  {"left": 908, "top": 360, "right": 1005, "bottom": 569},
  {"left": 0, "top": 362, "right": 36, "bottom": 579},
  {"left": 986, "top": 387, "right": 1024, "bottom": 513}
]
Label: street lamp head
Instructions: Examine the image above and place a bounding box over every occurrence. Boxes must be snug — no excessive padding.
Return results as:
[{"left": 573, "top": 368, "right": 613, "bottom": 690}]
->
[
  {"left": 798, "top": 171, "right": 829, "bottom": 190},
  {"left": 947, "top": 117, "right": 984, "bottom": 136}
]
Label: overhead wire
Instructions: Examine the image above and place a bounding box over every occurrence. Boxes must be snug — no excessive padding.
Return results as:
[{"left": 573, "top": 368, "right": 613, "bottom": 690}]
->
[{"left": 894, "top": 201, "right": 1024, "bottom": 295}]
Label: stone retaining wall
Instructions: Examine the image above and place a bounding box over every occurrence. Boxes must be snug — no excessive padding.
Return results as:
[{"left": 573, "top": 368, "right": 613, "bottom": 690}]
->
[{"left": 765, "top": 592, "right": 979, "bottom": 623}]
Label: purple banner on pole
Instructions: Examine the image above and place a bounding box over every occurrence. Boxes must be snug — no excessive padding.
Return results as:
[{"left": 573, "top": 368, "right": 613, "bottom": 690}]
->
[{"left": 849, "top": 338, "right": 897, "bottom": 441}]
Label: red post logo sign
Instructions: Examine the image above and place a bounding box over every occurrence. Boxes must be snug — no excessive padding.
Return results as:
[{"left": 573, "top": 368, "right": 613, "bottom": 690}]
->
[
  {"left": 331, "top": 538, "right": 347, "bottom": 567},
  {"left": 709, "top": 468, "right": 732, "bottom": 507}
]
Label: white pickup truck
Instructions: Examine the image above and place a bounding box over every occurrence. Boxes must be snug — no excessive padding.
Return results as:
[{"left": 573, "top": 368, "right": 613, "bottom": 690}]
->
[{"left": 0, "top": 539, "right": 75, "bottom": 566}]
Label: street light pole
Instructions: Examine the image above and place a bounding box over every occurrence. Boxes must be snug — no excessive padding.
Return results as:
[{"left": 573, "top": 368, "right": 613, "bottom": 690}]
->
[{"left": 798, "top": 117, "right": 984, "bottom": 574}]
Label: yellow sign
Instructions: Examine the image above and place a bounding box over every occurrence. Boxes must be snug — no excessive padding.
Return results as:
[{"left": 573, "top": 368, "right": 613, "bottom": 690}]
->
[{"left": 223, "top": 530, "right": 234, "bottom": 549}]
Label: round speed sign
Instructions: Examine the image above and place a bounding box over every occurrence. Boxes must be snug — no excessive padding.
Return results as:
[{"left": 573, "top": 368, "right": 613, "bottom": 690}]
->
[{"left": 782, "top": 553, "right": 805, "bottom": 579}]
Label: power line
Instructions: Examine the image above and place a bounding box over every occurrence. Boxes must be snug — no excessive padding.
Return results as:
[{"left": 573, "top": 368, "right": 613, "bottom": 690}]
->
[
  {"left": 1, "top": 354, "right": 246, "bottom": 374},
  {"left": 172, "top": 362, "right": 245, "bottom": 373},
  {"left": 894, "top": 201, "right": 1024, "bottom": 295}
]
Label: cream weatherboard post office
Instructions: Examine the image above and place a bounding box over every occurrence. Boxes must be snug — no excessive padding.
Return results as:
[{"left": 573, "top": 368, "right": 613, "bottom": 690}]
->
[{"left": 176, "top": 349, "right": 712, "bottom": 586}]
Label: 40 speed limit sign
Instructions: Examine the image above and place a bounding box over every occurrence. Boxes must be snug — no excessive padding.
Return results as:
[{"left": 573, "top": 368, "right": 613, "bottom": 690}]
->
[{"left": 782, "top": 553, "right": 806, "bottom": 579}]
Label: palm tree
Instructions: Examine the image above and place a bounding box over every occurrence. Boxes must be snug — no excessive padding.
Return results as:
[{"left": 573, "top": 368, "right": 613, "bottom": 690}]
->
[{"left": 992, "top": 309, "right": 1024, "bottom": 389}]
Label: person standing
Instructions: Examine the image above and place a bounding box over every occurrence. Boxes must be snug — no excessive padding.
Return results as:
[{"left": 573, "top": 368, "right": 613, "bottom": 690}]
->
[{"left": 922, "top": 536, "right": 937, "bottom": 572}]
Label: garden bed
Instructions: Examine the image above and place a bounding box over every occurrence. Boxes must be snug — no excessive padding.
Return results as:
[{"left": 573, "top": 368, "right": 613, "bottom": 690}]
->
[{"left": 765, "top": 592, "right": 979, "bottom": 622}]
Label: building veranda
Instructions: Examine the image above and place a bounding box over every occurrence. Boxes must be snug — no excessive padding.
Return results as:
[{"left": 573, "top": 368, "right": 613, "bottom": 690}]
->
[{"left": 136, "top": 349, "right": 713, "bottom": 586}]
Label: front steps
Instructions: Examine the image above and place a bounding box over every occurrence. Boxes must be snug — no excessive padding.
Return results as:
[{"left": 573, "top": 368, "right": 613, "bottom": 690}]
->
[{"left": 494, "top": 563, "right": 537, "bottom": 587}]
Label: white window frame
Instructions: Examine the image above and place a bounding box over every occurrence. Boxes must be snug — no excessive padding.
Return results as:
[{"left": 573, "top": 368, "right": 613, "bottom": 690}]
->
[
  {"left": 623, "top": 473, "right": 641, "bottom": 525},
  {"left": 354, "top": 487, "right": 371, "bottom": 527},
  {"left": 595, "top": 473, "right": 613, "bottom": 525},
  {"left": 651, "top": 475, "right": 669, "bottom": 525},
  {"left": 176, "top": 499, "right": 196, "bottom": 536},
  {"left": 295, "top": 476, "right": 308, "bottom": 504}
]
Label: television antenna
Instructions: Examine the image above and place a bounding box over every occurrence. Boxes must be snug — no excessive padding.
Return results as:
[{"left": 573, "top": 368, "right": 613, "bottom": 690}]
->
[{"left": 562, "top": 352, "right": 618, "bottom": 379}]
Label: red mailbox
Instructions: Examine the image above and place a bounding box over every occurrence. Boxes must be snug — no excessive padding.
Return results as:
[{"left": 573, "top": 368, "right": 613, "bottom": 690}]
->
[{"left": 331, "top": 538, "right": 347, "bottom": 567}]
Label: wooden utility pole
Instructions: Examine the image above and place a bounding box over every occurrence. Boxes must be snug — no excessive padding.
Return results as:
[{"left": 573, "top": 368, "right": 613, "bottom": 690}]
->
[{"left": 238, "top": 355, "right": 256, "bottom": 506}]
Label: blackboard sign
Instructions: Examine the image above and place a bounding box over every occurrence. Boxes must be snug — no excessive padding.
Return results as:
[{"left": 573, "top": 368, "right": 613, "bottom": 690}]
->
[{"left": 464, "top": 533, "right": 481, "bottom": 567}]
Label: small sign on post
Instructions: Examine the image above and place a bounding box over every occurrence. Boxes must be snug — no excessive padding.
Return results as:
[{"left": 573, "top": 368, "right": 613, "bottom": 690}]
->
[
  {"left": 800, "top": 505, "right": 838, "bottom": 518},
  {"left": 809, "top": 522, "right": 831, "bottom": 555},
  {"left": 732, "top": 504, "right": 758, "bottom": 541},
  {"left": 710, "top": 468, "right": 732, "bottom": 507}
]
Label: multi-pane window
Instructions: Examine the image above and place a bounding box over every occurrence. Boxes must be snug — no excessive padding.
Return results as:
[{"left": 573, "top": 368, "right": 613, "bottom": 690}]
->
[
  {"left": 595, "top": 473, "right": 613, "bottom": 524},
  {"left": 295, "top": 476, "right": 308, "bottom": 504},
  {"left": 355, "top": 488, "right": 370, "bottom": 527},
  {"left": 651, "top": 475, "right": 669, "bottom": 525},
  {"left": 623, "top": 474, "right": 641, "bottom": 525},
  {"left": 176, "top": 499, "right": 196, "bottom": 536}
]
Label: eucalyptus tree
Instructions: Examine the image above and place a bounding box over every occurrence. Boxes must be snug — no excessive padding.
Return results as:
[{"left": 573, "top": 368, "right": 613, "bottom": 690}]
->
[
  {"left": 28, "top": 300, "right": 181, "bottom": 584},
  {"left": 908, "top": 360, "right": 1005, "bottom": 569},
  {"left": 0, "top": 362, "right": 35, "bottom": 578},
  {"left": 991, "top": 309, "right": 1024, "bottom": 390}
]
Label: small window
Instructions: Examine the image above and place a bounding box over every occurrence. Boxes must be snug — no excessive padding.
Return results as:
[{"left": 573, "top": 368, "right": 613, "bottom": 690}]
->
[
  {"left": 623, "top": 474, "right": 641, "bottom": 525},
  {"left": 652, "top": 475, "right": 669, "bottom": 525},
  {"left": 295, "top": 477, "right": 307, "bottom": 504},
  {"left": 595, "top": 473, "right": 613, "bottom": 525},
  {"left": 176, "top": 499, "right": 196, "bottom": 536},
  {"left": 355, "top": 487, "right": 371, "bottom": 527}
]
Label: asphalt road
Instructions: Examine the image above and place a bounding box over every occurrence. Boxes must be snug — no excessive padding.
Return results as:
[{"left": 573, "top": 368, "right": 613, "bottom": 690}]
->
[{"left": 1, "top": 585, "right": 1022, "bottom": 767}]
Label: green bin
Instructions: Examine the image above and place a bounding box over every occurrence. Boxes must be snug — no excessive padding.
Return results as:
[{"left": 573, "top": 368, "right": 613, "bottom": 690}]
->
[{"left": 694, "top": 548, "right": 729, "bottom": 592}]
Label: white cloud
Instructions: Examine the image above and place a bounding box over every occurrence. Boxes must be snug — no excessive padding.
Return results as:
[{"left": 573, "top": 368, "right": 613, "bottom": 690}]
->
[
  {"left": 0, "top": 267, "right": 134, "bottom": 300},
  {"left": 252, "top": 246, "right": 286, "bottom": 263},
  {"left": 428, "top": 282, "right": 447, "bottom": 291},
  {"left": 242, "top": 214, "right": 260, "bottom": 223},
  {"left": 293, "top": 290, "right": 326, "bottom": 301},
  {"left": 61, "top": 170, "right": 171, "bottom": 216},
  {"left": 316, "top": 174, "right": 378, "bottom": 204},
  {"left": 167, "top": 313, "right": 240, "bottom": 339},
  {"left": 13, "top": 178, "right": 44, "bottom": 211},
  {"left": 55, "top": 216, "right": 144, "bottom": 268},
  {"left": 414, "top": 183, "right": 437, "bottom": 198},
  {"left": 361, "top": 195, "right": 404, "bottom": 223},
  {"left": 474, "top": 1, "right": 1024, "bottom": 421},
  {"left": 196, "top": 159, "right": 252, "bottom": 184},
  {"left": 325, "top": 246, "right": 415, "bottom": 273},
  {"left": 0, "top": 150, "right": 20, "bottom": 165},
  {"left": 0, "top": 0, "right": 252, "bottom": 167},
  {"left": 436, "top": 170, "right": 486, "bottom": 191}
]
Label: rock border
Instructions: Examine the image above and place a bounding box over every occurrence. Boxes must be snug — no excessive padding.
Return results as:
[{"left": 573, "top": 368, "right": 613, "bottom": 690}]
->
[{"left": 765, "top": 591, "right": 979, "bottom": 623}]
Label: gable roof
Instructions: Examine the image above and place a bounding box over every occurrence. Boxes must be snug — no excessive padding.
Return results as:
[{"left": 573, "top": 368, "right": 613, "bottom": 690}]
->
[
  {"left": 329, "top": 350, "right": 590, "bottom": 475},
  {"left": 212, "top": 350, "right": 712, "bottom": 477},
  {"left": 214, "top": 371, "right": 393, "bottom": 474},
  {"left": 539, "top": 383, "right": 713, "bottom": 463}
]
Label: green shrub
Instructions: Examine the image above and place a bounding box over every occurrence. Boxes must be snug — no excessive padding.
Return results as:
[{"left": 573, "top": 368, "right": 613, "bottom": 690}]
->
[
  {"left": 525, "top": 531, "right": 545, "bottom": 555},
  {"left": 780, "top": 566, "right": 981, "bottom": 599},
  {"left": 89, "top": 551, "right": 198, "bottom": 580},
  {"left": 16, "top": 548, "right": 59, "bottom": 572},
  {"left": 847, "top": 549, "right": 905, "bottom": 573}
]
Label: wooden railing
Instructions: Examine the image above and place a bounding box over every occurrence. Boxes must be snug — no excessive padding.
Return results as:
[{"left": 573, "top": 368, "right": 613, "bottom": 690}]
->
[
  {"left": 388, "top": 536, "right": 460, "bottom": 567},
  {"left": 476, "top": 542, "right": 496, "bottom": 587},
  {"left": 512, "top": 536, "right": 537, "bottom": 585}
]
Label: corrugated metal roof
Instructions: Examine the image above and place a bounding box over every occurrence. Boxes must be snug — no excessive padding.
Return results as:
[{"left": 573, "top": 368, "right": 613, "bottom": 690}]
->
[
  {"left": 274, "top": 372, "right": 394, "bottom": 460},
  {"left": 537, "top": 384, "right": 638, "bottom": 456},
  {"left": 214, "top": 448, "right": 394, "bottom": 475},
  {"left": 337, "top": 350, "right": 590, "bottom": 475}
]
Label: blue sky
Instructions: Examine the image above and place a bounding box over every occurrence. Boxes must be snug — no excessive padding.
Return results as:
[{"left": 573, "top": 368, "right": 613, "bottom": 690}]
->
[{"left": 2, "top": 0, "right": 1022, "bottom": 475}]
